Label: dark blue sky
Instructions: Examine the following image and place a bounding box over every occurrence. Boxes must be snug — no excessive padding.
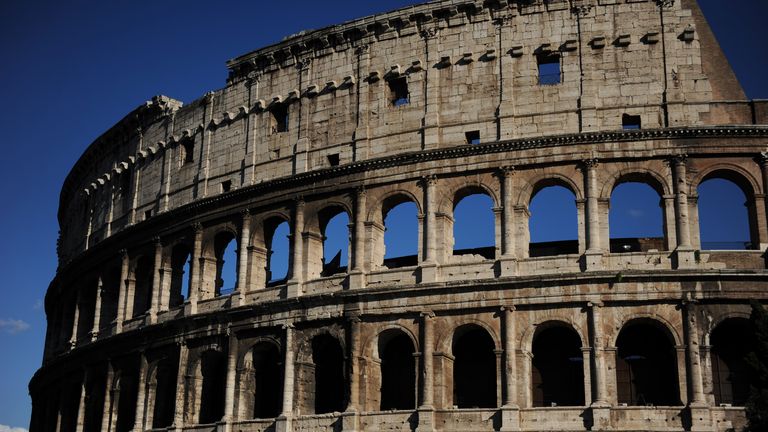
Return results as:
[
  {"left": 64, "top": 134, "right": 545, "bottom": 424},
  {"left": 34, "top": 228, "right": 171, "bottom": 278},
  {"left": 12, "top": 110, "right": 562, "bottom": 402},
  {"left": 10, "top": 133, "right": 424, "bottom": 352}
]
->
[{"left": 0, "top": 0, "right": 765, "bottom": 428}]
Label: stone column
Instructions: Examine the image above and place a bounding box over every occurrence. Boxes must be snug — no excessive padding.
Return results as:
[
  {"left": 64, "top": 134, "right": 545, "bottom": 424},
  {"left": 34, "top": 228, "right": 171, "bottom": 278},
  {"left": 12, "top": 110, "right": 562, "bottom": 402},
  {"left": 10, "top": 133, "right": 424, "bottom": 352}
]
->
[
  {"left": 420, "top": 176, "right": 438, "bottom": 282},
  {"left": 173, "top": 342, "right": 189, "bottom": 428},
  {"left": 685, "top": 302, "right": 706, "bottom": 405},
  {"left": 287, "top": 199, "right": 305, "bottom": 298},
  {"left": 582, "top": 159, "right": 603, "bottom": 269},
  {"left": 188, "top": 223, "right": 203, "bottom": 314},
  {"left": 588, "top": 301, "right": 609, "bottom": 406},
  {"left": 347, "top": 315, "right": 362, "bottom": 411},
  {"left": 417, "top": 311, "right": 435, "bottom": 432},
  {"left": 499, "top": 168, "right": 517, "bottom": 276},
  {"left": 237, "top": 210, "right": 251, "bottom": 305},
  {"left": 74, "top": 370, "right": 87, "bottom": 432},
  {"left": 278, "top": 324, "right": 295, "bottom": 432},
  {"left": 133, "top": 352, "right": 149, "bottom": 431},
  {"left": 100, "top": 362, "right": 115, "bottom": 432},
  {"left": 149, "top": 237, "right": 163, "bottom": 322},
  {"left": 116, "top": 249, "right": 129, "bottom": 332},
  {"left": 757, "top": 152, "right": 768, "bottom": 249},
  {"left": 70, "top": 290, "right": 82, "bottom": 348},
  {"left": 224, "top": 331, "right": 239, "bottom": 424},
  {"left": 91, "top": 277, "right": 103, "bottom": 341},
  {"left": 502, "top": 306, "right": 517, "bottom": 407},
  {"left": 672, "top": 155, "right": 696, "bottom": 268},
  {"left": 349, "top": 188, "right": 367, "bottom": 289},
  {"left": 663, "top": 195, "right": 678, "bottom": 251}
]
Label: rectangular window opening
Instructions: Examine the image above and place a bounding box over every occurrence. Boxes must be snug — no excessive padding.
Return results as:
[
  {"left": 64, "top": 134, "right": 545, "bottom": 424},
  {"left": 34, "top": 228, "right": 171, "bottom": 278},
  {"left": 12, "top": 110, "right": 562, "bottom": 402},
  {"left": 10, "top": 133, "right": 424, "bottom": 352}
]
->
[
  {"left": 221, "top": 180, "right": 232, "bottom": 193},
  {"left": 182, "top": 140, "right": 194, "bottom": 165},
  {"left": 537, "top": 54, "right": 561, "bottom": 86},
  {"left": 465, "top": 130, "right": 480, "bottom": 145},
  {"left": 271, "top": 104, "right": 289, "bottom": 133},
  {"left": 327, "top": 153, "right": 340, "bottom": 166},
  {"left": 622, "top": 114, "right": 642, "bottom": 130},
  {"left": 144, "top": 209, "right": 152, "bottom": 220},
  {"left": 388, "top": 77, "right": 410, "bottom": 107}
]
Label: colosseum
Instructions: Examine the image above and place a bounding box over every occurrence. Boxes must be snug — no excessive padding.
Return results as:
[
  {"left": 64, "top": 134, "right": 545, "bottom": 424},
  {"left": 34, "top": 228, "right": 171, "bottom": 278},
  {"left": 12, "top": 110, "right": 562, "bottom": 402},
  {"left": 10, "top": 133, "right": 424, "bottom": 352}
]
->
[{"left": 29, "top": 0, "right": 768, "bottom": 431}]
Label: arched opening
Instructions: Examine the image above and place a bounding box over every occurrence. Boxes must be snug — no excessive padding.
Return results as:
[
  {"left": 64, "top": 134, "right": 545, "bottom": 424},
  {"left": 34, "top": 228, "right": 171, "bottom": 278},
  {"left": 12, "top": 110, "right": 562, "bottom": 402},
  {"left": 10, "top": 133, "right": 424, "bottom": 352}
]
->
[
  {"left": 452, "top": 325, "right": 497, "bottom": 408},
  {"left": 76, "top": 282, "right": 97, "bottom": 341},
  {"left": 312, "top": 334, "right": 346, "bottom": 414},
  {"left": 321, "top": 209, "right": 349, "bottom": 276},
  {"left": 115, "top": 361, "right": 139, "bottom": 432},
  {"left": 198, "top": 349, "right": 227, "bottom": 424},
  {"left": 698, "top": 173, "right": 755, "bottom": 250},
  {"left": 453, "top": 192, "right": 495, "bottom": 259},
  {"left": 214, "top": 232, "right": 238, "bottom": 295},
  {"left": 266, "top": 220, "right": 290, "bottom": 284},
  {"left": 529, "top": 183, "right": 578, "bottom": 257},
  {"left": 250, "top": 342, "right": 283, "bottom": 418},
  {"left": 99, "top": 267, "right": 120, "bottom": 330},
  {"left": 58, "top": 376, "right": 82, "bottom": 432},
  {"left": 710, "top": 318, "right": 753, "bottom": 405},
  {"left": 531, "top": 324, "right": 584, "bottom": 407},
  {"left": 615, "top": 319, "right": 680, "bottom": 406},
  {"left": 151, "top": 353, "right": 179, "bottom": 428},
  {"left": 382, "top": 197, "right": 418, "bottom": 268},
  {"left": 379, "top": 330, "right": 416, "bottom": 410},
  {"left": 82, "top": 366, "right": 107, "bottom": 432},
  {"left": 169, "top": 244, "right": 192, "bottom": 307},
  {"left": 131, "top": 255, "right": 153, "bottom": 318},
  {"left": 609, "top": 181, "right": 665, "bottom": 252}
]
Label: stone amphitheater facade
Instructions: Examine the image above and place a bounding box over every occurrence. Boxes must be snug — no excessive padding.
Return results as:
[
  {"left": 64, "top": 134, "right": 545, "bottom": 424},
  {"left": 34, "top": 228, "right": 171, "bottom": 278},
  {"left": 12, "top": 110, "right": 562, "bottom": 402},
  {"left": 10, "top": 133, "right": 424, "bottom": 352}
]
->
[{"left": 30, "top": 0, "right": 768, "bottom": 431}]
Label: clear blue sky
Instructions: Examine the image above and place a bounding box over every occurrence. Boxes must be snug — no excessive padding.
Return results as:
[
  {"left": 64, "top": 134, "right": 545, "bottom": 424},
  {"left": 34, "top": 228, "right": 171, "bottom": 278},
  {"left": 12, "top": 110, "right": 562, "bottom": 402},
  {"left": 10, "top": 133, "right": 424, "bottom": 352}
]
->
[{"left": 0, "top": 0, "right": 765, "bottom": 428}]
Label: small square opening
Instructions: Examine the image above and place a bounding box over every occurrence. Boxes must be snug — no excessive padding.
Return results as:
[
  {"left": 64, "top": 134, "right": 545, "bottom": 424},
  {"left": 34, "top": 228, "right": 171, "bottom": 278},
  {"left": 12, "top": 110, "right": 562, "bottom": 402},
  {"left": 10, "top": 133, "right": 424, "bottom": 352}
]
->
[
  {"left": 388, "top": 77, "right": 410, "bottom": 106},
  {"left": 271, "top": 104, "right": 289, "bottom": 133},
  {"left": 537, "top": 54, "right": 561, "bottom": 85},
  {"left": 221, "top": 180, "right": 232, "bottom": 192},
  {"left": 622, "top": 114, "right": 641, "bottom": 130},
  {"left": 465, "top": 131, "right": 480, "bottom": 145},
  {"left": 327, "top": 153, "right": 340, "bottom": 166},
  {"left": 144, "top": 209, "right": 152, "bottom": 220},
  {"left": 181, "top": 140, "right": 194, "bottom": 165}
]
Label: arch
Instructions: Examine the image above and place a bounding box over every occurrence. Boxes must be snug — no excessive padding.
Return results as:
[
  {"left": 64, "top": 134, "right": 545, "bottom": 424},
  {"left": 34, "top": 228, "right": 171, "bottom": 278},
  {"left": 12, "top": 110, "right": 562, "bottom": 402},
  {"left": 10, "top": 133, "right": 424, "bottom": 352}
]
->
[
  {"left": 709, "top": 317, "right": 753, "bottom": 405},
  {"left": 76, "top": 280, "right": 97, "bottom": 341},
  {"left": 115, "top": 360, "right": 140, "bottom": 432},
  {"left": 169, "top": 243, "right": 192, "bottom": 307},
  {"left": 319, "top": 206, "right": 350, "bottom": 276},
  {"left": 265, "top": 217, "right": 290, "bottom": 284},
  {"left": 690, "top": 164, "right": 760, "bottom": 198},
  {"left": 452, "top": 190, "right": 496, "bottom": 257},
  {"left": 378, "top": 328, "right": 417, "bottom": 410},
  {"left": 615, "top": 318, "right": 681, "bottom": 406},
  {"left": 248, "top": 341, "right": 283, "bottom": 418},
  {"left": 99, "top": 266, "right": 121, "bottom": 330},
  {"left": 608, "top": 180, "right": 665, "bottom": 252},
  {"left": 311, "top": 334, "right": 346, "bottom": 414},
  {"left": 528, "top": 181, "right": 579, "bottom": 256},
  {"left": 131, "top": 255, "right": 153, "bottom": 318},
  {"left": 213, "top": 231, "right": 238, "bottom": 295},
  {"left": 517, "top": 174, "right": 583, "bottom": 207},
  {"left": 197, "top": 349, "right": 227, "bottom": 424},
  {"left": 611, "top": 312, "right": 683, "bottom": 347},
  {"left": 600, "top": 169, "right": 669, "bottom": 200},
  {"left": 696, "top": 168, "right": 757, "bottom": 250},
  {"left": 452, "top": 324, "right": 497, "bottom": 408},
  {"left": 149, "top": 353, "right": 179, "bottom": 428},
  {"left": 531, "top": 322, "right": 585, "bottom": 407},
  {"left": 382, "top": 194, "right": 419, "bottom": 268}
]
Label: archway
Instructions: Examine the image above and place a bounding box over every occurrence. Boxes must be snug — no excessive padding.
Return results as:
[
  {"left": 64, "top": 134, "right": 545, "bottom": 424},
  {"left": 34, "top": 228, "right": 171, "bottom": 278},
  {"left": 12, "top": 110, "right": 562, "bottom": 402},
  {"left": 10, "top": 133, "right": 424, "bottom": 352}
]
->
[
  {"left": 383, "top": 199, "right": 419, "bottom": 268},
  {"left": 452, "top": 325, "right": 497, "bottom": 408},
  {"left": 609, "top": 182, "right": 664, "bottom": 252},
  {"left": 531, "top": 324, "right": 584, "bottom": 406},
  {"left": 698, "top": 173, "right": 755, "bottom": 250},
  {"left": 453, "top": 193, "right": 495, "bottom": 259},
  {"left": 198, "top": 349, "right": 227, "bottom": 424},
  {"left": 529, "top": 184, "right": 578, "bottom": 256},
  {"left": 312, "top": 334, "right": 346, "bottom": 413},
  {"left": 251, "top": 342, "right": 283, "bottom": 418},
  {"left": 214, "top": 232, "right": 238, "bottom": 295},
  {"left": 710, "top": 318, "right": 753, "bottom": 405},
  {"left": 379, "top": 329, "right": 416, "bottom": 410}
]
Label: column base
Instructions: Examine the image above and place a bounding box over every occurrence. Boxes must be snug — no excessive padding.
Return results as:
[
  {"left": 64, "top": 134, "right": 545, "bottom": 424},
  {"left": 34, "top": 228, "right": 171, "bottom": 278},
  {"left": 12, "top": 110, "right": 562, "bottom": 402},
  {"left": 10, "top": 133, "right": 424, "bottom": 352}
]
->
[
  {"left": 688, "top": 403, "right": 713, "bottom": 432},
  {"left": 674, "top": 246, "right": 697, "bottom": 269},
  {"left": 499, "top": 405, "right": 520, "bottom": 431},
  {"left": 590, "top": 404, "right": 612, "bottom": 431},
  {"left": 415, "top": 406, "right": 435, "bottom": 432},
  {"left": 498, "top": 257, "right": 518, "bottom": 277},
  {"left": 584, "top": 250, "right": 604, "bottom": 271},
  {"left": 348, "top": 271, "right": 366, "bottom": 290},
  {"left": 185, "top": 299, "right": 197, "bottom": 316},
  {"left": 275, "top": 415, "right": 292, "bottom": 432},
  {"left": 418, "top": 263, "right": 439, "bottom": 284},
  {"left": 341, "top": 410, "right": 360, "bottom": 432},
  {"left": 286, "top": 279, "right": 303, "bottom": 298}
]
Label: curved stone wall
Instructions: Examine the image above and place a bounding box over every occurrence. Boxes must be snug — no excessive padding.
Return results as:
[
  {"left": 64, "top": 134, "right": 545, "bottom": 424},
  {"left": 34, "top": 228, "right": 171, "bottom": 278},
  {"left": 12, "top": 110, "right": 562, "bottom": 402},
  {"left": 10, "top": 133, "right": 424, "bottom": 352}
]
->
[{"left": 32, "top": 1, "right": 768, "bottom": 432}]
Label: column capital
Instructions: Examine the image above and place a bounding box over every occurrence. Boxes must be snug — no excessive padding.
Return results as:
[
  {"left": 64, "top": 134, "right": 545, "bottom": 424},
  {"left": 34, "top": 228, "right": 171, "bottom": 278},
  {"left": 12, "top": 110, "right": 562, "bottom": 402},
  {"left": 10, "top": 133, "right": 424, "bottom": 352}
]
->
[
  {"left": 240, "top": 208, "right": 251, "bottom": 220},
  {"left": 495, "top": 165, "right": 515, "bottom": 178},
  {"left": 293, "top": 195, "right": 305, "bottom": 207},
  {"left": 420, "top": 310, "right": 436, "bottom": 319},
  {"left": 500, "top": 305, "right": 516, "bottom": 312},
  {"left": 759, "top": 151, "right": 768, "bottom": 166},
  {"left": 587, "top": 300, "right": 604, "bottom": 308},
  {"left": 355, "top": 186, "right": 366, "bottom": 197},
  {"left": 192, "top": 221, "right": 203, "bottom": 233},
  {"left": 153, "top": 236, "right": 163, "bottom": 246},
  {"left": 119, "top": 248, "right": 128, "bottom": 258},
  {"left": 419, "top": 174, "right": 437, "bottom": 187},
  {"left": 670, "top": 154, "right": 688, "bottom": 166},
  {"left": 580, "top": 158, "right": 599, "bottom": 171}
]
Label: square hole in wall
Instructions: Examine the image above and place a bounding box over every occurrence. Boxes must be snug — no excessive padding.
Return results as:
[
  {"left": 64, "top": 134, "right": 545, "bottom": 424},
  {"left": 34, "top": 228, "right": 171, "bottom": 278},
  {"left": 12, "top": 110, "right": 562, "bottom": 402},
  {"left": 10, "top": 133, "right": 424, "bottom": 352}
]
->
[
  {"left": 465, "top": 130, "right": 480, "bottom": 145},
  {"left": 537, "top": 53, "right": 561, "bottom": 85},
  {"left": 327, "top": 153, "right": 340, "bottom": 166},
  {"left": 221, "top": 180, "right": 232, "bottom": 192},
  {"left": 622, "top": 114, "right": 641, "bottom": 130},
  {"left": 388, "top": 77, "right": 409, "bottom": 106},
  {"left": 144, "top": 209, "right": 152, "bottom": 220},
  {"left": 271, "top": 104, "right": 289, "bottom": 133}
]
